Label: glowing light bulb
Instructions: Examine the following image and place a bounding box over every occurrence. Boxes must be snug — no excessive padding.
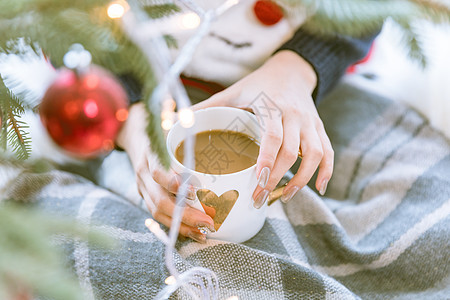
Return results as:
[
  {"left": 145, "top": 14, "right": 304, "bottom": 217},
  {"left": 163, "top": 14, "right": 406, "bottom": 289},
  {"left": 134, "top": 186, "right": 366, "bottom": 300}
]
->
[
  {"left": 163, "top": 98, "right": 176, "bottom": 111},
  {"left": 165, "top": 275, "right": 176, "bottom": 285},
  {"left": 161, "top": 103, "right": 174, "bottom": 130},
  {"left": 180, "top": 12, "right": 201, "bottom": 30},
  {"left": 161, "top": 118, "right": 173, "bottom": 131},
  {"left": 145, "top": 218, "right": 160, "bottom": 233},
  {"left": 161, "top": 109, "right": 174, "bottom": 120},
  {"left": 178, "top": 108, "right": 195, "bottom": 128},
  {"left": 63, "top": 44, "right": 91, "bottom": 70},
  {"left": 107, "top": 1, "right": 129, "bottom": 19},
  {"left": 226, "top": 296, "right": 239, "bottom": 300},
  {"left": 144, "top": 218, "right": 169, "bottom": 244}
]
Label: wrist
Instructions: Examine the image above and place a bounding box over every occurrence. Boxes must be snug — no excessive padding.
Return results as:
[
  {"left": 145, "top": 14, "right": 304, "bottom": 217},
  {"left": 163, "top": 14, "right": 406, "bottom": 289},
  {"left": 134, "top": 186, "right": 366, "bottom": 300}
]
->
[
  {"left": 115, "top": 102, "right": 149, "bottom": 155},
  {"left": 269, "top": 50, "right": 317, "bottom": 94}
]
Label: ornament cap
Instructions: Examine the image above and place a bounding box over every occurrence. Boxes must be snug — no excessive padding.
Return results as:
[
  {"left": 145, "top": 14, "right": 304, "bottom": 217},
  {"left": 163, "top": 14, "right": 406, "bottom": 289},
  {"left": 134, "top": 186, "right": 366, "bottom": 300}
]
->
[{"left": 63, "top": 44, "right": 92, "bottom": 72}]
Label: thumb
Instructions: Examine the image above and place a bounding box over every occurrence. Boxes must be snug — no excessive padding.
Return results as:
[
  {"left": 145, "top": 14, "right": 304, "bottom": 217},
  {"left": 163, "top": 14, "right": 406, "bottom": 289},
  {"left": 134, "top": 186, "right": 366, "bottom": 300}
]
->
[{"left": 191, "top": 87, "right": 238, "bottom": 111}]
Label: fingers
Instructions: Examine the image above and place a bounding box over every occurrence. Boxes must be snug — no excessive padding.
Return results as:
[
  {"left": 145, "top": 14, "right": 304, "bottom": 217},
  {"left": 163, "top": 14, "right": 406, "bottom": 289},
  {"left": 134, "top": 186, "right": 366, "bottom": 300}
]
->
[
  {"left": 255, "top": 116, "right": 283, "bottom": 182},
  {"left": 149, "top": 162, "right": 179, "bottom": 194},
  {"left": 139, "top": 176, "right": 215, "bottom": 235},
  {"left": 136, "top": 160, "right": 215, "bottom": 240},
  {"left": 142, "top": 185, "right": 205, "bottom": 242},
  {"left": 154, "top": 213, "right": 207, "bottom": 243},
  {"left": 283, "top": 124, "right": 322, "bottom": 196},
  {"left": 252, "top": 118, "right": 299, "bottom": 205},
  {"left": 281, "top": 118, "right": 334, "bottom": 202},
  {"left": 314, "top": 123, "right": 334, "bottom": 195},
  {"left": 252, "top": 116, "right": 283, "bottom": 208},
  {"left": 147, "top": 153, "right": 196, "bottom": 199}
]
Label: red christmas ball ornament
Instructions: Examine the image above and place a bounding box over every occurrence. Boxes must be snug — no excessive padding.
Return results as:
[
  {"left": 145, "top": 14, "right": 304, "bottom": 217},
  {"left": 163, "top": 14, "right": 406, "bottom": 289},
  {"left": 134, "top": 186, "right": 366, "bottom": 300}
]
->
[
  {"left": 253, "top": 0, "right": 284, "bottom": 26},
  {"left": 39, "top": 66, "right": 129, "bottom": 158}
]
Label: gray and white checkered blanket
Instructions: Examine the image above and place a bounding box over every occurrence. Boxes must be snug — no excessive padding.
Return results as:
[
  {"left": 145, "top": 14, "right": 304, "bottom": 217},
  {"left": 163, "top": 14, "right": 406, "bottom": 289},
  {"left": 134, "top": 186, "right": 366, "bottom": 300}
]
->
[{"left": 1, "top": 82, "right": 449, "bottom": 299}]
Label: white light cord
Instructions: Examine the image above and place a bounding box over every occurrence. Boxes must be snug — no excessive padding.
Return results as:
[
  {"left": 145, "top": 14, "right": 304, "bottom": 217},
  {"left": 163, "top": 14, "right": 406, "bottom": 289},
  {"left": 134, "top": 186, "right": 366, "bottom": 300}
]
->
[{"left": 120, "top": 1, "right": 239, "bottom": 298}]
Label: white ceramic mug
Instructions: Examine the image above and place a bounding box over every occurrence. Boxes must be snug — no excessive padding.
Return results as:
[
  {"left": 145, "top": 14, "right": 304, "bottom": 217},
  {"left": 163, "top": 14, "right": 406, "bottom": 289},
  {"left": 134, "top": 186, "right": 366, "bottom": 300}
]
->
[{"left": 166, "top": 107, "right": 267, "bottom": 243}]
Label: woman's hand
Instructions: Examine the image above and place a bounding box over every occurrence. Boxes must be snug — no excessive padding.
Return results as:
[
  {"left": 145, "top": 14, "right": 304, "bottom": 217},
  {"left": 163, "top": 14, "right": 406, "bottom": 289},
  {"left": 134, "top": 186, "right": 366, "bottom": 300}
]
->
[
  {"left": 192, "top": 50, "right": 334, "bottom": 207},
  {"left": 116, "top": 103, "right": 215, "bottom": 243},
  {"left": 115, "top": 49, "right": 334, "bottom": 243}
]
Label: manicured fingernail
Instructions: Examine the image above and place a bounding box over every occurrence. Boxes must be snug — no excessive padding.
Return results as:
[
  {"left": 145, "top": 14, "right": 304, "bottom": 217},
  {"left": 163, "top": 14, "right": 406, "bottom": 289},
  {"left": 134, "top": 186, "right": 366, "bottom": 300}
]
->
[
  {"left": 188, "top": 232, "right": 206, "bottom": 243},
  {"left": 281, "top": 186, "right": 299, "bottom": 203},
  {"left": 258, "top": 167, "right": 270, "bottom": 188},
  {"left": 253, "top": 189, "right": 269, "bottom": 209},
  {"left": 319, "top": 179, "right": 329, "bottom": 196},
  {"left": 197, "top": 222, "right": 216, "bottom": 233}
]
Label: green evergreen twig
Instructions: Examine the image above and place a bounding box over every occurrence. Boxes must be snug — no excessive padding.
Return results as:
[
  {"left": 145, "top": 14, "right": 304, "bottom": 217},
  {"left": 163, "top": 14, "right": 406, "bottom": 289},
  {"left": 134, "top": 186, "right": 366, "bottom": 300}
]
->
[
  {"left": 0, "top": 82, "right": 32, "bottom": 160},
  {"left": 0, "top": 199, "right": 115, "bottom": 299},
  {"left": 0, "top": 0, "right": 173, "bottom": 165}
]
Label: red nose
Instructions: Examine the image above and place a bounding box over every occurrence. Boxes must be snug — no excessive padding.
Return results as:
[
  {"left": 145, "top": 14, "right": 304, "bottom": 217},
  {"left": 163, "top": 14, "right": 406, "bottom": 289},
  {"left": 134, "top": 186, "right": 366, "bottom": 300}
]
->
[{"left": 253, "top": 0, "right": 284, "bottom": 26}]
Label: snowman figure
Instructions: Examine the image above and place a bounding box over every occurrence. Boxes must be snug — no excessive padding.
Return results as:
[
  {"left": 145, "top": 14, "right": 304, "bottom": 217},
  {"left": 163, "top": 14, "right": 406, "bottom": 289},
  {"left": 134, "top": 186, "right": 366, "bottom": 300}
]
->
[{"left": 171, "top": 0, "right": 306, "bottom": 88}]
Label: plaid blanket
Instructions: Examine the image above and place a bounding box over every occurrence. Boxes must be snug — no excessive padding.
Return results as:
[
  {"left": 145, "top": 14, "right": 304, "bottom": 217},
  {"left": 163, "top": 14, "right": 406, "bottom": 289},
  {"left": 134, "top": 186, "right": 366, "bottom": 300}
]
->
[{"left": 1, "top": 82, "right": 449, "bottom": 299}]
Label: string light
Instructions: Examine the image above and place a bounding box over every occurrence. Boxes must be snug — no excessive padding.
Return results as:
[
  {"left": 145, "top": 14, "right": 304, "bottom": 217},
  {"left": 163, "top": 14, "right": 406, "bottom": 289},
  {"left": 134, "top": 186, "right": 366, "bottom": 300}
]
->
[
  {"left": 161, "top": 118, "right": 174, "bottom": 131},
  {"left": 161, "top": 97, "right": 176, "bottom": 130},
  {"left": 63, "top": 44, "right": 92, "bottom": 70},
  {"left": 226, "top": 296, "right": 239, "bottom": 300},
  {"left": 164, "top": 275, "right": 177, "bottom": 285},
  {"left": 178, "top": 108, "right": 195, "bottom": 128},
  {"left": 121, "top": 1, "right": 241, "bottom": 298},
  {"left": 163, "top": 98, "right": 176, "bottom": 111},
  {"left": 144, "top": 219, "right": 169, "bottom": 244},
  {"left": 161, "top": 110, "right": 174, "bottom": 120},
  {"left": 145, "top": 218, "right": 160, "bottom": 232},
  {"left": 107, "top": 0, "right": 129, "bottom": 19},
  {"left": 180, "top": 12, "right": 201, "bottom": 30}
]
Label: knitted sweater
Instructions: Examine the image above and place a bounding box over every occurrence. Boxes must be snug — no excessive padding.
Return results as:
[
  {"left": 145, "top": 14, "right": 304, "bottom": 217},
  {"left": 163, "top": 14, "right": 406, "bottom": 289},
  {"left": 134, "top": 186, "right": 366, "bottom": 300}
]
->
[
  {"left": 279, "top": 28, "right": 378, "bottom": 102},
  {"left": 122, "top": 29, "right": 378, "bottom": 105}
]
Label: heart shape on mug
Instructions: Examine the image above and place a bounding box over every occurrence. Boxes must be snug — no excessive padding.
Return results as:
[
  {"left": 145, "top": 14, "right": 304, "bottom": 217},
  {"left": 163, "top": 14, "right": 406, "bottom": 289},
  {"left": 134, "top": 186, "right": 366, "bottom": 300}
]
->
[{"left": 196, "top": 189, "right": 239, "bottom": 231}]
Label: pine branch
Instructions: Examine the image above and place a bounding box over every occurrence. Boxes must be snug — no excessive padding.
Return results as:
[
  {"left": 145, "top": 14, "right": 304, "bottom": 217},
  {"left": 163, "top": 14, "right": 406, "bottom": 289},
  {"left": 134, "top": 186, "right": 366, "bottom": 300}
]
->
[
  {"left": 0, "top": 1, "right": 176, "bottom": 165},
  {"left": 410, "top": 0, "right": 450, "bottom": 23},
  {"left": 1, "top": 0, "right": 446, "bottom": 165},
  {"left": 7, "top": 116, "right": 31, "bottom": 160},
  {"left": 0, "top": 153, "right": 55, "bottom": 180},
  {"left": 0, "top": 4, "right": 159, "bottom": 81},
  {"left": 143, "top": 3, "right": 180, "bottom": 19},
  {"left": 0, "top": 82, "right": 32, "bottom": 160},
  {"left": 108, "top": 25, "right": 171, "bottom": 167},
  {"left": 0, "top": 0, "right": 105, "bottom": 19},
  {"left": 394, "top": 20, "right": 428, "bottom": 68},
  {"left": 148, "top": 117, "right": 170, "bottom": 169},
  {"left": 143, "top": 85, "right": 171, "bottom": 169},
  {"left": 301, "top": 0, "right": 419, "bottom": 37},
  {"left": 282, "top": 0, "right": 450, "bottom": 37},
  {"left": 0, "top": 105, "right": 7, "bottom": 151},
  {"left": 292, "top": 0, "right": 449, "bottom": 67},
  {"left": 0, "top": 70, "right": 45, "bottom": 110},
  {"left": 0, "top": 202, "right": 113, "bottom": 300},
  {"left": 164, "top": 34, "right": 178, "bottom": 48}
]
